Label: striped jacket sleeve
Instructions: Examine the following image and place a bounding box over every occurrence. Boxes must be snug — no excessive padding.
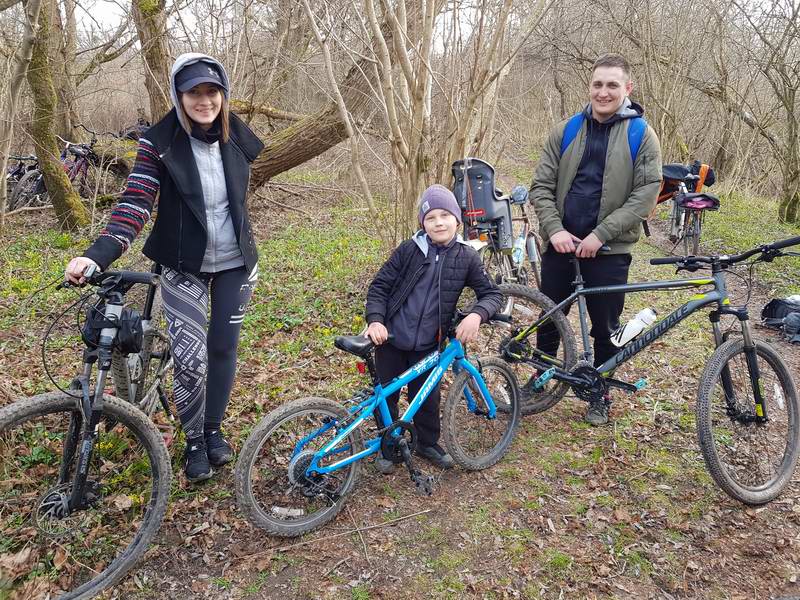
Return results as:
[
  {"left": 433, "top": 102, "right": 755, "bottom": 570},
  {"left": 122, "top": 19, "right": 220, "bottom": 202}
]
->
[{"left": 83, "top": 138, "right": 160, "bottom": 270}]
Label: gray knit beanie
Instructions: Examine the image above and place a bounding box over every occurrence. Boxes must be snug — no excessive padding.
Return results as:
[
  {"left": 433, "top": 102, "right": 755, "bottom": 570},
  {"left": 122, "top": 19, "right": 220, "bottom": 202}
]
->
[{"left": 418, "top": 184, "right": 462, "bottom": 226}]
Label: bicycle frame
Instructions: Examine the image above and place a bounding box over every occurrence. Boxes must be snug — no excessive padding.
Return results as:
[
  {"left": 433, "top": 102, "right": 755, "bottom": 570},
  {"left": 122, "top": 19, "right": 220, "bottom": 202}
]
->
[
  {"left": 301, "top": 339, "right": 497, "bottom": 476},
  {"left": 508, "top": 260, "right": 767, "bottom": 418}
]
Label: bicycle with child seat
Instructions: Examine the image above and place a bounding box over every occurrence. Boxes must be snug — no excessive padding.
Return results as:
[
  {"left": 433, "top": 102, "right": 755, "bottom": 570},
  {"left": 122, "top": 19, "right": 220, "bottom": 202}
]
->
[
  {"left": 234, "top": 313, "right": 521, "bottom": 537},
  {"left": 452, "top": 157, "right": 542, "bottom": 288},
  {"left": 0, "top": 265, "right": 172, "bottom": 600},
  {"left": 488, "top": 237, "right": 800, "bottom": 505},
  {"left": 662, "top": 163, "right": 719, "bottom": 256}
]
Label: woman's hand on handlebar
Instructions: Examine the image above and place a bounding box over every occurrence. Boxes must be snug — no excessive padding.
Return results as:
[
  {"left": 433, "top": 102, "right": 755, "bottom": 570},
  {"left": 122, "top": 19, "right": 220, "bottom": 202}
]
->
[
  {"left": 65, "top": 256, "right": 99, "bottom": 285},
  {"left": 550, "top": 230, "right": 582, "bottom": 253},
  {"left": 455, "top": 312, "right": 482, "bottom": 345},
  {"left": 365, "top": 322, "right": 389, "bottom": 345}
]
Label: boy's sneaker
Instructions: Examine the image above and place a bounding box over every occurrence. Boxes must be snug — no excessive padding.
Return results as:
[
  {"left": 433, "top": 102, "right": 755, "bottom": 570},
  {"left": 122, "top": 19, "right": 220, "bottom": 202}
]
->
[
  {"left": 374, "top": 456, "right": 395, "bottom": 475},
  {"left": 585, "top": 396, "right": 611, "bottom": 426},
  {"left": 204, "top": 429, "right": 234, "bottom": 467},
  {"left": 417, "top": 444, "right": 454, "bottom": 469},
  {"left": 184, "top": 440, "right": 213, "bottom": 482}
]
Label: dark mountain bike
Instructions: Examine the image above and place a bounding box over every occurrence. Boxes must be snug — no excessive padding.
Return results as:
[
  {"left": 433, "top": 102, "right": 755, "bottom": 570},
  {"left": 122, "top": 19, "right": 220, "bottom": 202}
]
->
[
  {"left": 0, "top": 266, "right": 172, "bottom": 599},
  {"left": 5, "top": 154, "right": 38, "bottom": 199},
  {"left": 492, "top": 237, "right": 800, "bottom": 505},
  {"left": 10, "top": 124, "right": 125, "bottom": 211}
]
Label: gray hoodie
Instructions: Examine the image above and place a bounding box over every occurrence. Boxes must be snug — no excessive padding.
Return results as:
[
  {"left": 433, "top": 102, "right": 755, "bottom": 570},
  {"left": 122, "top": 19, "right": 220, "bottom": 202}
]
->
[{"left": 170, "top": 53, "right": 243, "bottom": 273}]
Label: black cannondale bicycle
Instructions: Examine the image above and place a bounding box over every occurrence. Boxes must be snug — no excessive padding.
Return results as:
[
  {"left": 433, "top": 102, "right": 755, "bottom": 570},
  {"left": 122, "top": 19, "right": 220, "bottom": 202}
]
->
[
  {"left": 490, "top": 237, "right": 800, "bottom": 505},
  {"left": 0, "top": 266, "right": 172, "bottom": 599}
]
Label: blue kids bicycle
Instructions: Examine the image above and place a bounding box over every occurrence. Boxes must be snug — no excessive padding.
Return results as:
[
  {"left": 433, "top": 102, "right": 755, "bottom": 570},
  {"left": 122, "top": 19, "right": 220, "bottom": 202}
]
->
[{"left": 234, "top": 314, "right": 520, "bottom": 537}]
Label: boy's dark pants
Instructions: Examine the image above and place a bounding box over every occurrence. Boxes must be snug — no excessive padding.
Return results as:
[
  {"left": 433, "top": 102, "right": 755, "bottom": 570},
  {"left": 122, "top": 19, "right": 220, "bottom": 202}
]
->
[
  {"left": 536, "top": 249, "right": 632, "bottom": 367},
  {"left": 374, "top": 344, "right": 441, "bottom": 448}
]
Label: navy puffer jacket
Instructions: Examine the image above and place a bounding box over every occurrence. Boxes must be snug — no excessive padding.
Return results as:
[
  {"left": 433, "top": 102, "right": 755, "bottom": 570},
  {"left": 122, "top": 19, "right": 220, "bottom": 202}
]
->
[{"left": 366, "top": 232, "right": 503, "bottom": 339}]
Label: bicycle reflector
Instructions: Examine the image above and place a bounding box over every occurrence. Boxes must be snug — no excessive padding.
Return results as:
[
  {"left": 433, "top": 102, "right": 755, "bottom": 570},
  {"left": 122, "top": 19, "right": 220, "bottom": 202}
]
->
[
  {"left": 464, "top": 209, "right": 485, "bottom": 217},
  {"left": 356, "top": 362, "right": 367, "bottom": 374}
]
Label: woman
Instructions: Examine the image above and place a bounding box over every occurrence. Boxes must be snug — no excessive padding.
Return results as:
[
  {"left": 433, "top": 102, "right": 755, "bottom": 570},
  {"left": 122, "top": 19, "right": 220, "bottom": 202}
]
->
[{"left": 65, "top": 53, "right": 264, "bottom": 482}]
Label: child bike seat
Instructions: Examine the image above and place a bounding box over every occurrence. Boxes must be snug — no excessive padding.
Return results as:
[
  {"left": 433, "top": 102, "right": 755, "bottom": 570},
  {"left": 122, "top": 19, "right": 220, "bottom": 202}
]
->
[{"left": 334, "top": 335, "right": 375, "bottom": 358}]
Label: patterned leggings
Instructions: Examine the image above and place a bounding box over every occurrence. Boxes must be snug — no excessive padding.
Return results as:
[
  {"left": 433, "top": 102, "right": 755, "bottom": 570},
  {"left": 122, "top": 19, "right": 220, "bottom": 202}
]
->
[{"left": 160, "top": 265, "right": 257, "bottom": 439}]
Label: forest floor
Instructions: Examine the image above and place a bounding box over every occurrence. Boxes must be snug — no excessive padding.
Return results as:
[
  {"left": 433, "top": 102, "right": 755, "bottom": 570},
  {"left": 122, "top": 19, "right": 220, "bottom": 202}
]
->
[{"left": 2, "top": 179, "right": 800, "bottom": 600}]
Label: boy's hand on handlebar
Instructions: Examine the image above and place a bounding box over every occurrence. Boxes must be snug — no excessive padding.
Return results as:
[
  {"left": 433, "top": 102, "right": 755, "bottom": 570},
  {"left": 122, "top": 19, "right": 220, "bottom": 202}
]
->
[
  {"left": 455, "top": 313, "right": 482, "bottom": 345},
  {"left": 365, "top": 322, "right": 389, "bottom": 345},
  {"left": 575, "top": 233, "right": 604, "bottom": 258},
  {"left": 550, "top": 231, "right": 582, "bottom": 253},
  {"left": 65, "top": 257, "right": 99, "bottom": 285}
]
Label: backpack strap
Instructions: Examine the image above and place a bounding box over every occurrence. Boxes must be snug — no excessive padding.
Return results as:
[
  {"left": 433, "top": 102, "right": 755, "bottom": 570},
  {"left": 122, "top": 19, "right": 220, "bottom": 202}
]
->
[
  {"left": 559, "top": 112, "right": 585, "bottom": 157},
  {"left": 627, "top": 117, "right": 647, "bottom": 164},
  {"left": 560, "top": 111, "right": 648, "bottom": 165}
]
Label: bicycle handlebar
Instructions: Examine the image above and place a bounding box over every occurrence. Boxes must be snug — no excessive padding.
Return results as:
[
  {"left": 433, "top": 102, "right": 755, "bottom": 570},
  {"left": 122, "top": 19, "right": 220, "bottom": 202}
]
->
[
  {"left": 9, "top": 154, "right": 37, "bottom": 161},
  {"left": 649, "top": 236, "right": 800, "bottom": 268}
]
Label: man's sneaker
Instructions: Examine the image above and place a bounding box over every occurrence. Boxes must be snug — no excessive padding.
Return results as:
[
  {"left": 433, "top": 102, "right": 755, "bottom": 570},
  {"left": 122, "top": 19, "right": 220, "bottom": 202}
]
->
[
  {"left": 585, "top": 397, "right": 611, "bottom": 426},
  {"left": 204, "top": 429, "right": 234, "bottom": 467},
  {"left": 417, "top": 444, "right": 455, "bottom": 469},
  {"left": 375, "top": 456, "right": 396, "bottom": 475},
  {"left": 184, "top": 440, "right": 213, "bottom": 482}
]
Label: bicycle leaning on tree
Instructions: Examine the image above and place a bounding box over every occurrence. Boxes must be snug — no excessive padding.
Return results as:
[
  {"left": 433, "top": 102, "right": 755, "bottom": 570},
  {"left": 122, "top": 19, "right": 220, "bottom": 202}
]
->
[{"left": 490, "top": 237, "right": 800, "bottom": 505}]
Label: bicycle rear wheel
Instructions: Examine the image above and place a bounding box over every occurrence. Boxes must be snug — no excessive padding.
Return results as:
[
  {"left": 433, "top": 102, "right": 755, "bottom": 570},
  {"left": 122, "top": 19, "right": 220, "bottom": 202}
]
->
[
  {"left": 683, "top": 210, "right": 701, "bottom": 256},
  {"left": 234, "top": 397, "right": 362, "bottom": 538},
  {"left": 479, "top": 245, "right": 517, "bottom": 285},
  {"left": 9, "top": 169, "right": 48, "bottom": 211},
  {"left": 0, "top": 392, "right": 171, "bottom": 599},
  {"left": 696, "top": 339, "right": 800, "bottom": 504},
  {"left": 471, "top": 284, "right": 576, "bottom": 415},
  {"left": 442, "top": 358, "right": 520, "bottom": 470}
]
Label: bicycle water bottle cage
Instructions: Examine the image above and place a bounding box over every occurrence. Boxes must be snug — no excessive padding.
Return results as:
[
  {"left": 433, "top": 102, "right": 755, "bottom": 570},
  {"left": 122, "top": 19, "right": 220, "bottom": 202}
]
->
[{"left": 451, "top": 157, "right": 514, "bottom": 250}]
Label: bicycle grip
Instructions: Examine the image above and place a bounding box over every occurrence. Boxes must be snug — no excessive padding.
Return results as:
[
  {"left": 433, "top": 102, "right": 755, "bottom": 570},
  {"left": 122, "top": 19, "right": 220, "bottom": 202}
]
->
[
  {"left": 769, "top": 236, "right": 800, "bottom": 250},
  {"left": 649, "top": 256, "right": 683, "bottom": 265}
]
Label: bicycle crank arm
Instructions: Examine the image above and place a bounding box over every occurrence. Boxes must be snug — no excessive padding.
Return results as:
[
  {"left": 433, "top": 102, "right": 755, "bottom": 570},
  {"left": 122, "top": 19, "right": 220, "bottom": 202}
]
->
[{"left": 606, "top": 377, "right": 647, "bottom": 393}]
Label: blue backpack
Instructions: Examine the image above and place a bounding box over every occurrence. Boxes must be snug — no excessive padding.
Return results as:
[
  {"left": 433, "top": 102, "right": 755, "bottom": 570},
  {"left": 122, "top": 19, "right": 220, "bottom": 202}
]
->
[{"left": 559, "top": 112, "right": 647, "bottom": 164}]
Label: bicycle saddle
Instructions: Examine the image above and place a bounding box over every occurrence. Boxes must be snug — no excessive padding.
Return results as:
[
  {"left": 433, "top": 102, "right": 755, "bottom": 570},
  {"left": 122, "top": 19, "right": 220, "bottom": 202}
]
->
[
  {"left": 334, "top": 335, "right": 375, "bottom": 358},
  {"left": 677, "top": 192, "right": 720, "bottom": 210}
]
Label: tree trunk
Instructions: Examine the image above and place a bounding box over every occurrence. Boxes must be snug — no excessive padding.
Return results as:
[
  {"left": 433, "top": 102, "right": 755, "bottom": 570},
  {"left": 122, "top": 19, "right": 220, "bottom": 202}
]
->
[
  {"left": 0, "top": 0, "right": 44, "bottom": 231},
  {"left": 779, "top": 167, "right": 800, "bottom": 224},
  {"left": 51, "top": 0, "right": 80, "bottom": 140},
  {"left": 131, "top": 0, "right": 171, "bottom": 121},
  {"left": 26, "top": 0, "right": 88, "bottom": 231}
]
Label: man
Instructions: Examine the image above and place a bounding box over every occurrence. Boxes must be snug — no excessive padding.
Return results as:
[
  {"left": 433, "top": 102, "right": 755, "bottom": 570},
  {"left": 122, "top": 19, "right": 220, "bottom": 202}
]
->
[{"left": 529, "top": 53, "right": 662, "bottom": 425}]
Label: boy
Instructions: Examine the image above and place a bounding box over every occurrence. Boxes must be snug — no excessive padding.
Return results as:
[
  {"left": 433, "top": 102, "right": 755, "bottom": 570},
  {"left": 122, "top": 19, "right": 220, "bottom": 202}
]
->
[{"left": 365, "top": 184, "right": 503, "bottom": 472}]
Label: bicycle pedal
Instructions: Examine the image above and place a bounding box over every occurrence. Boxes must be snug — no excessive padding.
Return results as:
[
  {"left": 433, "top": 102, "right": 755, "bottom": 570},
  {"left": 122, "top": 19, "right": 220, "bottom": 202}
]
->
[
  {"left": 410, "top": 471, "right": 434, "bottom": 496},
  {"left": 634, "top": 378, "right": 647, "bottom": 391},
  {"left": 532, "top": 367, "right": 556, "bottom": 391}
]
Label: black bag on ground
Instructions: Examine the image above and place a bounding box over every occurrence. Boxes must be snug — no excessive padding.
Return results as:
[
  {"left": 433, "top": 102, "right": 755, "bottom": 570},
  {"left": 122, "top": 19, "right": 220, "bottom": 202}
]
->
[
  {"left": 761, "top": 297, "right": 800, "bottom": 329},
  {"left": 81, "top": 302, "right": 144, "bottom": 354}
]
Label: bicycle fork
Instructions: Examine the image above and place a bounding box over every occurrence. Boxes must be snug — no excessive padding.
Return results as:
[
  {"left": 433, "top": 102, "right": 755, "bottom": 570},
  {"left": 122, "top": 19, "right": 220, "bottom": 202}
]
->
[{"left": 712, "top": 315, "right": 767, "bottom": 423}]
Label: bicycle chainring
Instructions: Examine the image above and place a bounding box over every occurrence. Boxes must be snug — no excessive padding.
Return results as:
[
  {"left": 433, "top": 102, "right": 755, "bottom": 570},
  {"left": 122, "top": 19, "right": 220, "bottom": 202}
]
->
[
  {"left": 380, "top": 420, "right": 417, "bottom": 464},
  {"left": 570, "top": 361, "right": 607, "bottom": 402}
]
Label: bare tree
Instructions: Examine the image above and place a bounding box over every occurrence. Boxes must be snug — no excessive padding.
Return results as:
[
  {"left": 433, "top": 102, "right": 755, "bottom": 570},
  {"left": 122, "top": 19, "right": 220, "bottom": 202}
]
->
[
  {"left": 132, "top": 0, "right": 171, "bottom": 121},
  {"left": 0, "top": 0, "right": 43, "bottom": 230}
]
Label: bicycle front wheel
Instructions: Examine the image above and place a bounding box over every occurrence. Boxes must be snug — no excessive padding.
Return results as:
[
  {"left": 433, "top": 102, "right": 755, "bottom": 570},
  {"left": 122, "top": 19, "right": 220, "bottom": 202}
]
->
[
  {"left": 0, "top": 392, "right": 171, "bottom": 600},
  {"left": 696, "top": 339, "right": 800, "bottom": 505},
  {"left": 234, "top": 397, "right": 362, "bottom": 538},
  {"left": 442, "top": 358, "right": 520, "bottom": 470}
]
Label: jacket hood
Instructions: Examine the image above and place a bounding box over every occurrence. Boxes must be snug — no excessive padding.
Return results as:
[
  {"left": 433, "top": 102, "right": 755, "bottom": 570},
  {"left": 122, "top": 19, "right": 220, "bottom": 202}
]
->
[
  {"left": 412, "top": 229, "right": 469, "bottom": 257},
  {"left": 584, "top": 97, "right": 644, "bottom": 125},
  {"left": 170, "top": 53, "right": 231, "bottom": 133}
]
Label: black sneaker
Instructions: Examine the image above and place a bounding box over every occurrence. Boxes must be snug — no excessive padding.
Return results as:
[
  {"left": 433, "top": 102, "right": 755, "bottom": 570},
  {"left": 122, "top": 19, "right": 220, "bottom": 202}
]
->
[
  {"left": 585, "top": 397, "right": 611, "bottom": 426},
  {"left": 417, "top": 444, "right": 454, "bottom": 469},
  {"left": 184, "top": 440, "right": 213, "bottom": 482},
  {"left": 204, "top": 429, "right": 234, "bottom": 467}
]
